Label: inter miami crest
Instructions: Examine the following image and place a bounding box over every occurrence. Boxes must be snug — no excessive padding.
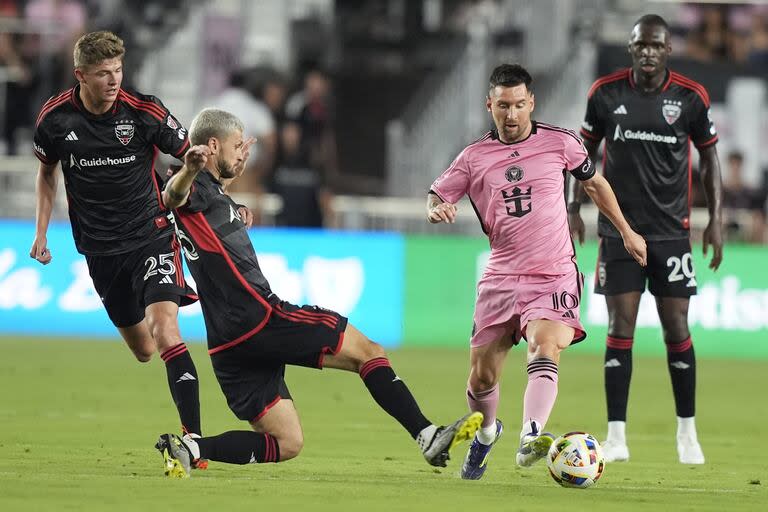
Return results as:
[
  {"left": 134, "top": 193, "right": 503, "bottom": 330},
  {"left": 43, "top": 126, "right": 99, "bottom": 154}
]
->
[
  {"left": 115, "top": 123, "right": 135, "bottom": 145},
  {"left": 662, "top": 100, "right": 682, "bottom": 125},
  {"left": 505, "top": 165, "right": 524, "bottom": 182}
]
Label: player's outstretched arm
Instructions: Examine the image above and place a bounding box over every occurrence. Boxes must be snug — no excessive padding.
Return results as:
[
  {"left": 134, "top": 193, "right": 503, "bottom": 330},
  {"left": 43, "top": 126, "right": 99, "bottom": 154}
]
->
[
  {"left": 698, "top": 145, "right": 723, "bottom": 271},
  {"left": 582, "top": 173, "right": 647, "bottom": 267},
  {"left": 163, "top": 145, "right": 210, "bottom": 209},
  {"left": 29, "top": 161, "right": 58, "bottom": 265},
  {"left": 426, "top": 192, "right": 457, "bottom": 224},
  {"left": 567, "top": 138, "right": 600, "bottom": 245}
]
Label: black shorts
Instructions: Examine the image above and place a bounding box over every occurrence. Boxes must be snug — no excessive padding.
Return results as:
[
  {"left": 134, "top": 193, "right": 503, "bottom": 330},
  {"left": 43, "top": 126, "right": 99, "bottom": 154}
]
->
[
  {"left": 594, "top": 237, "right": 697, "bottom": 298},
  {"left": 85, "top": 234, "right": 198, "bottom": 327},
  {"left": 210, "top": 300, "right": 348, "bottom": 422}
]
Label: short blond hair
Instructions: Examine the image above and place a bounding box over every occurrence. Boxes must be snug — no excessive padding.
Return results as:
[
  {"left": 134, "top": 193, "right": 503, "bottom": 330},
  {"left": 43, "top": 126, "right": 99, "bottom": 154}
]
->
[
  {"left": 73, "top": 31, "right": 125, "bottom": 69},
  {"left": 189, "top": 108, "right": 244, "bottom": 145}
]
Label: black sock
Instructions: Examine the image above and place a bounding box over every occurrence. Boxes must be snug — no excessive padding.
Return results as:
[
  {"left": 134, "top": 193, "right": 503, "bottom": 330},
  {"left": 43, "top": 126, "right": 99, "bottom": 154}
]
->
[
  {"left": 605, "top": 336, "right": 633, "bottom": 422},
  {"left": 359, "top": 357, "right": 432, "bottom": 439},
  {"left": 666, "top": 337, "right": 696, "bottom": 417},
  {"left": 161, "top": 343, "right": 201, "bottom": 436},
  {"left": 197, "top": 431, "right": 280, "bottom": 464}
]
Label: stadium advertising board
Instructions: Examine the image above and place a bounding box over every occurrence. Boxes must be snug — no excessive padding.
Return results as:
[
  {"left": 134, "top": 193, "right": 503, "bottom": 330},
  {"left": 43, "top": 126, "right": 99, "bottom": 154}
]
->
[
  {"left": 0, "top": 221, "right": 403, "bottom": 347},
  {"left": 403, "top": 235, "right": 768, "bottom": 358}
]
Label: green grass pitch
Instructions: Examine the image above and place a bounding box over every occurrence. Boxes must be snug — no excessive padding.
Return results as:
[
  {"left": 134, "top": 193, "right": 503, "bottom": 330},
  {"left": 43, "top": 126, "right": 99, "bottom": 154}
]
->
[{"left": 0, "top": 337, "right": 765, "bottom": 511}]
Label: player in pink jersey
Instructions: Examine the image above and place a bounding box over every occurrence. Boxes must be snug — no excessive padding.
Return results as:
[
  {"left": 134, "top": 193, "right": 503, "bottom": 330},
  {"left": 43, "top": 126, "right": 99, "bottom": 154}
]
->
[{"left": 427, "top": 64, "right": 647, "bottom": 479}]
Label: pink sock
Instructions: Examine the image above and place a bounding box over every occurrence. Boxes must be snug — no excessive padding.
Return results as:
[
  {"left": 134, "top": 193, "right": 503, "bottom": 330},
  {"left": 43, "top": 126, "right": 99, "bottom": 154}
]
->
[
  {"left": 522, "top": 358, "right": 558, "bottom": 434},
  {"left": 467, "top": 384, "right": 500, "bottom": 428}
]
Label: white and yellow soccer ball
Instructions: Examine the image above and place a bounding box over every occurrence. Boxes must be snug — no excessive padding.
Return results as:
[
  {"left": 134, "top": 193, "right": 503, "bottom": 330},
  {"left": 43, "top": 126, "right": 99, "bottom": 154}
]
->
[{"left": 546, "top": 431, "right": 605, "bottom": 489}]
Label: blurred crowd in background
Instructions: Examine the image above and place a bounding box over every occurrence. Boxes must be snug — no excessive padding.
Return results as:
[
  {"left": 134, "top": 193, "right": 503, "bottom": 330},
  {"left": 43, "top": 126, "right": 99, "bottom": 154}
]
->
[{"left": 0, "top": 0, "right": 766, "bottom": 242}]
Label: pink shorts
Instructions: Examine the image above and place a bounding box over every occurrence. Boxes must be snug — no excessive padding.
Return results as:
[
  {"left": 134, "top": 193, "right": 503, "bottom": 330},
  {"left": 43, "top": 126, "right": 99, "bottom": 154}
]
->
[{"left": 470, "top": 271, "right": 586, "bottom": 348}]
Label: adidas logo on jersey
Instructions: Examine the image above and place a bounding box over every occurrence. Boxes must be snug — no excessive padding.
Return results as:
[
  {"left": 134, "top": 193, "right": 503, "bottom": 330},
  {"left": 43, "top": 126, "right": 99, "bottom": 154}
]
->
[
  {"left": 561, "top": 310, "right": 575, "bottom": 319},
  {"left": 159, "top": 275, "right": 174, "bottom": 284},
  {"left": 65, "top": 131, "right": 79, "bottom": 141},
  {"left": 613, "top": 105, "right": 628, "bottom": 115}
]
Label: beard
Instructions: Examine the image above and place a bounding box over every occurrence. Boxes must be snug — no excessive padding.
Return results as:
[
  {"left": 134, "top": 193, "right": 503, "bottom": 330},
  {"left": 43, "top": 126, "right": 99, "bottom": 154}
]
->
[{"left": 218, "top": 156, "right": 236, "bottom": 179}]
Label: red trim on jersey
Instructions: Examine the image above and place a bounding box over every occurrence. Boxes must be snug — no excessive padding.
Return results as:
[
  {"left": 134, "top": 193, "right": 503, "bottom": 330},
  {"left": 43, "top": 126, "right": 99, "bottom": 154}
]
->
[
  {"left": 274, "top": 302, "right": 339, "bottom": 325},
  {"left": 272, "top": 307, "right": 337, "bottom": 329},
  {"left": 120, "top": 97, "right": 164, "bottom": 121},
  {"left": 178, "top": 210, "right": 273, "bottom": 353},
  {"left": 35, "top": 89, "right": 73, "bottom": 126},
  {"left": 34, "top": 150, "right": 57, "bottom": 165},
  {"left": 208, "top": 322, "right": 267, "bottom": 355},
  {"left": 670, "top": 72, "right": 710, "bottom": 107},
  {"left": 587, "top": 68, "right": 629, "bottom": 98},
  {"left": 579, "top": 128, "right": 601, "bottom": 141},
  {"left": 318, "top": 331, "right": 345, "bottom": 369},
  {"left": 695, "top": 134, "right": 718, "bottom": 148},
  {"left": 687, "top": 137, "right": 692, "bottom": 229},
  {"left": 627, "top": 68, "right": 673, "bottom": 92},
  {"left": 252, "top": 395, "right": 282, "bottom": 423},
  {"left": 150, "top": 146, "right": 165, "bottom": 211},
  {"left": 119, "top": 89, "right": 167, "bottom": 119},
  {"left": 661, "top": 71, "right": 673, "bottom": 92},
  {"left": 171, "top": 235, "right": 184, "bottom": 287},
  {"left": 174, "top": 138, "right": 190, "bottom": 158}
]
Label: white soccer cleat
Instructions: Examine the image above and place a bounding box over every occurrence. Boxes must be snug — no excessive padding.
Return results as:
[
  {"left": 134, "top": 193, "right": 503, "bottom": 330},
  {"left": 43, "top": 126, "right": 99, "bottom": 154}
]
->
[
  {"left": 601, "top": 439, "right": 630, "bottom": 462},
  {"left": 677, "top": 436, "right": 705, "bottom": 464},
  {"left": 516, "top": 432, "right": 554, "bottom": 467}
]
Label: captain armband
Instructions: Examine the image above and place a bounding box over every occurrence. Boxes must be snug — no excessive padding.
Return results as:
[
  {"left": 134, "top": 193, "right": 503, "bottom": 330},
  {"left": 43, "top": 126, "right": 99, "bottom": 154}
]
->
[{"left": 568, "top": 157, "right": 596, "bottom": 181}]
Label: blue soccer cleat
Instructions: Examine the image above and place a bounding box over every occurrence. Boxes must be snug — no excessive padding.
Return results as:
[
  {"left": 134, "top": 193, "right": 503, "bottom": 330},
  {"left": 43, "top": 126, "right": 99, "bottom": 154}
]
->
[{"left": 461, "top": 419, "right": 504, "bottom": 480}]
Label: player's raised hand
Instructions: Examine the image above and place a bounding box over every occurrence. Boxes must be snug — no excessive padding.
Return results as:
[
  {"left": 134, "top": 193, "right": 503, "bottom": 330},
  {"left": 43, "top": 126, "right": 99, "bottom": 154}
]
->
[
  {"left": 622, "top": 230, "right": 647, "bottom": 267},
  {"left": 233, "top": 137, "right": 257, "bottom": 178},
  {"left": 702, "top": 219, "right": 723, "bottom": 271},
  {"left": 428, "top": 202, "right": 458, "bottom": 224},
  {"left": 29, "top": 235, "right": 52, "bottom": 265},
  {"left": 568, "top": 210, "right": 585, "bottom": 245},
  {"left": 185, "top": 145, "right": 210, "bottom": 173}
]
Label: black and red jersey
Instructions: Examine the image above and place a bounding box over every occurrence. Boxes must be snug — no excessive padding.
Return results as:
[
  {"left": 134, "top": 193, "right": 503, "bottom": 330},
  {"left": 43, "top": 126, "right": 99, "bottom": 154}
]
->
[
  {"left": 173, "top": 171, "right": 274, "bottom": 352},
  {"left": 33, "top": 85, "right": 190, "bottom": 255},
  {"left": 580, "top": 68, "right": 718, "bottom": 240}
]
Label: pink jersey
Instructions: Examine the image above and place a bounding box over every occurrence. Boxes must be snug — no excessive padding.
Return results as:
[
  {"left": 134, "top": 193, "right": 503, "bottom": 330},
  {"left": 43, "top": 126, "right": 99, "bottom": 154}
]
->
[{"left": 431, "top": 121, "right": 595, "bottom": 275}]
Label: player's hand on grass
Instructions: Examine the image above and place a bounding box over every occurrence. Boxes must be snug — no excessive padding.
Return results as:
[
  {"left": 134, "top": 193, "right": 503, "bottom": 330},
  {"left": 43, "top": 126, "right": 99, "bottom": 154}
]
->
[
  {"left": 428, "top": 202, "right": 457, "bottom": 224},
  {"left": 238, "top": 205, "right": 254, "bottom": 228},
  {"left": 29, "top": 236, "right": 52, "bottom": 265},
  {"left": 568, "top": 211, "right": 585, "bottom": 245},
  {"left": 702, "top": 219, "right": 723, "bottom": 271},
  {"left": 185, "top": 145, "right": 210, "bottom": 174},
  {"left": 622, "top": 230, "right": 647, "bottom": 267}
]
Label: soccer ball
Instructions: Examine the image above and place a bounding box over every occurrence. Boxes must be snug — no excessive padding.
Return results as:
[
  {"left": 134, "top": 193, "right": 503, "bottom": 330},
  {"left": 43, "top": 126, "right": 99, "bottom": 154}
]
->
[{"left": 546, "top": 431, "right": 605, "bottom": 489}]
